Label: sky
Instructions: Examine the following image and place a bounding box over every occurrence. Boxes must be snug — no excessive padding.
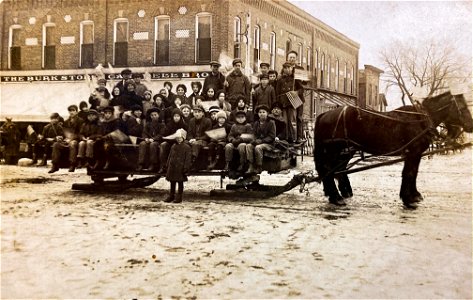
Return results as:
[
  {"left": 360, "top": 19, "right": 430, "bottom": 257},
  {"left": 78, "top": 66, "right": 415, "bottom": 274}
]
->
[{"left": 289, "top": 0, "right": 472, "bottom": 108}]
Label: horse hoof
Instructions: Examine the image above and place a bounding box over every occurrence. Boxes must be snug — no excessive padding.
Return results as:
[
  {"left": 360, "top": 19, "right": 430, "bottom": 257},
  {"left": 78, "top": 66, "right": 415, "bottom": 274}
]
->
[
  {"left": 412, "top": 195, "right": 424, "bottom": 202},
  {"left": 403, "top": 201, "right": 418, "bottom": 209},
  {"left": 341, "top": 191, "right": 353, "bottom": 199}
]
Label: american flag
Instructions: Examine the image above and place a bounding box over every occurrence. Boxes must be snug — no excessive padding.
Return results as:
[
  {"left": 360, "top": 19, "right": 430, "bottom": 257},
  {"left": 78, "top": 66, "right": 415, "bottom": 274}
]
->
[{"left": 286, "top": 91, "right": 303, "bottom": 109}]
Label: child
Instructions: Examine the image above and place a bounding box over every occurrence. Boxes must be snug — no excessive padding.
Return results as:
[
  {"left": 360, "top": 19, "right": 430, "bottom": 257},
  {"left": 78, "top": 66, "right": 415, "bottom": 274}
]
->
[
  {"left": 207, "top": 110, "right": 231, "bottom": 170},
  {"left": 253, "top": 73, "right": 275, "bottom": 112},
  {"left": 78, "top": 101, "right": 89, "bottom": 121},
  {"left": 246, "top": 105, "right": 276, "bottom": 174},
  {"left": 77, "top": 109, "right": 101, "bottom": 168},
  {"left": 268, "top": 102, "right": 287, "bottom": 142},
  {"left": 174, "top": 84, "right": 189, "bottom": 105},
  {"left": 189, "top": 81, "right": 203, "bottom": 106},
  {"left": 268, "top": 70, "right": 278, "bottom": 88},
  {"left": 124, "top": 105, "right": 144, "bottom": 137},
  {"left": 158, "top": 108, "right": 188, "bottom": 173},
  {"left": 208, "top": 105, "right": 220, "bottom": 126},
  {"left": 95, "top": 106, "right": 119, "bottom": 170},
  {"left": 164, "top": 129, "right": 192, "bottom": 203},
  {"left": 204, "top": 86, "right": 216, "bottom": 101},
  {"left": 137, "top": 108, "right": 165, "bottom": 172},
  {"left": 228, "top": 96, "right": 254, "bottom": 125},
  {"left": 142, "top": 90, "right": 154, "bottom": 116},
  {"left": 160, "top": 95, "right": 183, "bottom": 124},
  {"left": 224, "top": 110, "right": 253, "bottom": 172},
  {"left": 216, "top": 90, "right": 232, "bottom": 117},
  {"left": 187, "top": 104, "right": 212, "bottom": 170},
  {"left": 33, "top": 112, "right": 63, "bottom": 166},
  {"left": 179, "top": 104, "right": 193, "bottom": 125},
  {"left": 164, "top": 81, "right": 175, "bottom": 104}
]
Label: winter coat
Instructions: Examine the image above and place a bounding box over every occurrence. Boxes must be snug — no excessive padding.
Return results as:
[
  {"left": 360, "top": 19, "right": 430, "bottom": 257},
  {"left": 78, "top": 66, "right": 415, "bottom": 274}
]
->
[
  {"left": 166, "top": 142, "right": 192, "bottom": 182},
  {"left": 226, "top": 70, "right": 251, "bottom": 106},
  {"left": 202, "top": 72, "right": 225, "bottom": 96},
  {"left": 210, "top": 122, "right": 232, "bottom": 142},
  {"left": 253, "top": 85, "right": 276, "bottom": 109},
  {"left": 228, "top": 109, "right": 254, "bottom": 125},
  {"left": 125, "top": 115, "right": 144, "bottom": 137},
  {"left": 160, "top": 105, "right": 180, "bottom": 125},
  {"left": 275, "top": 74, "right": 304, "bottom": 108},
  {"left": 187, "top": 117, "right": 212, "bottom": 141},
  {"left": 112, "top": 91, "right": 143, "bottom": 111},
  {"left": 99, "top": 118, "right": 120, "bottom": 136},
  {"left": 79, "top": 120, "right": 101, "bottom": 140},
  {"left": 143, "top": 120, "right": 166, "bottom": 141},
  {"left": 42, "top": 123, "right": 64, "bottom": 139},
  {"left": 252, "top": 119, "right": 276, "bottom": 145},
  {"left": 63, "top": 116, "right": 84, "bottom": 140},
  {"left": 227, "top": 122, "right": 253, "bottom": 144},
  {"left": 163, "top": 118, "right": 188, "bottom": 137}
]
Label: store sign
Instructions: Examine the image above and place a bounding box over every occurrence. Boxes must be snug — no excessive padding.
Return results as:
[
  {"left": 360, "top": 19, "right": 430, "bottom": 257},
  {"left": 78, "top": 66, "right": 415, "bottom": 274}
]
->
[{"left": 1, "top": 72, "right": 211, "bottom": 83}]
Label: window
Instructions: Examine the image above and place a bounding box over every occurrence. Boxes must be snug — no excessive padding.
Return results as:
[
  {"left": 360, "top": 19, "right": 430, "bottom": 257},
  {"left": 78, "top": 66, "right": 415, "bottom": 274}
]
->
[
  {"left": 154, "top": 16, "right": 170, "bottom": 65},
  {"left": 320, "top": 53, "right": 325, "bottom": 88},
  {"left": 351, "top": 65, "right": 355, "bottom": 94},
  {"left": 253, "top": 25, "right": 260, "bottom": 73},
  {"left": 9, "top": 25, "right": 22, "bottom": 70},
  {"left": 43, "top": 23, "right": 56, "bottom": 69},
  {"left": 80, "top": 21, "right": 94, "bottom": 68},
  {"left": 314, "top": 49, "right": 319, "bottom": 87},
  {"left": 269, "top": 32, "right": 276, "bottom": 69},
  {"left": 327, "top": 57, "right": 331, "bottom": 89},
  {"left": 114, "top": 18, "right": 128, "bottom": 66},
  {"left": 297, "top": 43, "right": 303, "bottom": 66},
  {"left": 234, "top": 17, "right": 241, "bottom": 59},
  {"left": 375, "top": 85, "right": 378, "bottom": 107},
  {"left": 306, "top": 47, "right": 312, "bottom": 73},
  {"left": 335, "top": 59, "right": 339, "bottom": 91},
  {"left": 343, "top": 62, "right": 347, "bottom": 93},
  {"left": 286, "top": 38, "right": 291, "bottom": 55},
  {"left": 369, "top": 84, "right": 372, "bottom": 106},
  {"left": 196, "top": 13, "right": 212, "bottom": 63}
]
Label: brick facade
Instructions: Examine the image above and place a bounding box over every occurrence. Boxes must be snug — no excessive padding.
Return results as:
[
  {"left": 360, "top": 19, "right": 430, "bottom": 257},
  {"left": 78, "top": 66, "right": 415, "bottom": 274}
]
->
[{"left": 358, "top": 65, "right": 384, "bottom": 110}]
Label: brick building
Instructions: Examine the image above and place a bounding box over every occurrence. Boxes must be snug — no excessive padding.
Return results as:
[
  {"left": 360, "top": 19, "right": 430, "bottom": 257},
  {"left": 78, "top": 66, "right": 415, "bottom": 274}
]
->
[
  {"left": 358, "top": 65, "right": 384, "bottom": 111},
  {"left": 0, "top": 0, "right": 359, "bottom": 121}
]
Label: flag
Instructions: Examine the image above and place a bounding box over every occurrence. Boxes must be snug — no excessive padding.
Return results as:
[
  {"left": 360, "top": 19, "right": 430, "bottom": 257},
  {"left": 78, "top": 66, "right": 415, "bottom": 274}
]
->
[
  {"left": 286, "top": 91, "right": 303, "bottom": 109},
  {"left": 294, "top": 68, "right": 310, "bottom": 81}
]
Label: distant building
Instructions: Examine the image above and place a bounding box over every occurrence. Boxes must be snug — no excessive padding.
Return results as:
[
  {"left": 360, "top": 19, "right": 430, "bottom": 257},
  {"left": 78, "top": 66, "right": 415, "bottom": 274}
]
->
[{"left": 358, "top": 65, "right": 384, "bottom": 111}]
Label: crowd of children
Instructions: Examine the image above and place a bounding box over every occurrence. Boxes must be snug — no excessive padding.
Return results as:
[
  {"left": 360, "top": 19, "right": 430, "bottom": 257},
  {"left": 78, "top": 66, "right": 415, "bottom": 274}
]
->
[{"left": 30, "top": 52, "right": 306, "bottom": 203}]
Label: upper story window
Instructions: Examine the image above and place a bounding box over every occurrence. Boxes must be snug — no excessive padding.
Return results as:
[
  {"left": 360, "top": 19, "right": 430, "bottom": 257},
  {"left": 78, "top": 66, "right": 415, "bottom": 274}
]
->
[
  {"left": 320, "top": 53, "right": 325, "bottom": 88},
  {"left": 269, "top": 32, "right": 276, "bottom": 70},
  {"left": 335, "top": 59, "right": 339, "bottom": 91},
  {"left": 113, "top": 18, "right": 129, "bottom": 66},
  {"left": 286, "top": 38, "right": 292, "bottom": 55},
  {"left": 327, "top": 57, "right": 331, "bottom": 89},
  {"left": 42, "top": 23, "right": 56, "bottom": 69},
  {"left": 196, "top": 13, "right": 212, "bottom": 63},
  {"left": 154, "top": 15, "right": 170, "bottom": 65},
  {"left": 314, "top": 49, "right": 319, "bottom": 87},
  {"left": 80, "top": 21, "right": 94, "bottom": 68},
  {"left": 297, "top": 43, "right": 303, "bottom": 66},
  {"left": 253, "top": 25, "right": 261, "bottom": 73},
  {"left": 234, "top": 17, "right": 241, "bottom": 59},
  {"left": 306, "top": 47, "right": 312, "bottom": 73},
  {"left": 351, "top": 65, "right": 355, "bottom": 94},
  {"left": 9, "top": 25, "right": 22, "bottom": 70},
  {"left": 343, "top": 62, "right": 348, "bottom": 93}
]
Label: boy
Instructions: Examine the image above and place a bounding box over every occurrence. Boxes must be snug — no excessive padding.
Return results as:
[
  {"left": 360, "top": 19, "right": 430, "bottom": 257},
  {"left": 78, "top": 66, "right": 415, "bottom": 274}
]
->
[
  {"left": 229, "top": 96, "right": 254, "bottom": 125},
  {"left": 77, "top": 109, "right": 101, "bottom": 168},
  {"left": 246, "top": 105, "right": 276, "bottom": 174},
  {"left": 33, "top": 113, "right": 63, "bottom": 166},
  {"left": 207, "top": 110, "right": 231, "bottom": 170},
  {"left": 253, "top": 73, "right": 275, "bottom": 112},
  {"left": 95, "top": 106, "right": 119, "bottom": 170},
  {"left": 158, "top": 108, "right": 188, "bottom": 173},
  {"left": 137, "top": 107, "right": 165, "bottom": 171},
  {"left": 189, "top": 81, "right": 203, "bottom": 106},
  {"left": 164, "top": 129, "right": 192, "bottom": 204},
  {"left": 268, "top": 102, "right": 287, "bottom": 142},
  {"left": 268, "top": 70, "right": 278, "bottom": 88},
  {"left": 187, "top": 105, "right": 212, "bottom": 170},
  {"left": 224, "top": 110, "right": 253, "bottom": 172}
]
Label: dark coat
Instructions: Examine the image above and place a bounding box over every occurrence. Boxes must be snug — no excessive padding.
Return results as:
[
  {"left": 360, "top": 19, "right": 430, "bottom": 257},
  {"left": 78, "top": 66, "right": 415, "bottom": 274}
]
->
[
  {"left": 79, "top": 119, "right": 101, "bottom": 140},
  {"left": 253, "top": 85, "right": 276, "bottom": 109},
  {"left": 269, "top": 114, "right": 287, "bottom": 140},
  {"left": 163, "top": 118, "right": 188, "bottom": 137},
  {"left": 112, "top": 91, "right": 143, "bottom": 111},
  {"left": 42, "top": 123, "right": 64, "bottom": 139},
  {"left": 188, "top": 117, "right": 212, "bottom": 141},
  {"left": 226, "top": 70, "right": 251, "bottom": 106},
  {"left": 63, "top": 116, "right": 84, "bottom": 140},
  {"left": 275, "top": 74, "right": 304, "bottom": 108},
  {"left": 252, "top": 119, "right": 276, "bottom": 144},
  {"left": 99, "top": 118, "right": 120, "bottom": 136},
  {"left": 160, "top": 104, "right": 180, "bottom": 125},
  {"left": 125, "top": 115, "right": 144, "bottom": 137},
  {"left": 202, "top": 71, "right": 225, "bottom": 96},
  {"left": 227, "top": 122, "right": 253, "bottom": 144},
  {"left": 210, "top": 122, "right": 232, "bottom": 142},
  {"left": 143, "top": 120, "right": 166, "bottom": 141},
  {"left": 166, "top": 142, "right": 192, "bottom": 182}
]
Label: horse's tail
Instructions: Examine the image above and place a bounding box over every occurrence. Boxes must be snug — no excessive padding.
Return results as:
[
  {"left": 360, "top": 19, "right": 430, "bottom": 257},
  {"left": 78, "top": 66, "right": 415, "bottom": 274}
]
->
[{"left": 313, "top": 113, "right": 324, "bottom": 161}]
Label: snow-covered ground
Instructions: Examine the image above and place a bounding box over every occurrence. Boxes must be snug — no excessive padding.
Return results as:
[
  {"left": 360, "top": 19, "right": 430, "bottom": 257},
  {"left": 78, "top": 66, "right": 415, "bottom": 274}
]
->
[{"left": 1, "top": 149, "right": 471, "bottom": 298}]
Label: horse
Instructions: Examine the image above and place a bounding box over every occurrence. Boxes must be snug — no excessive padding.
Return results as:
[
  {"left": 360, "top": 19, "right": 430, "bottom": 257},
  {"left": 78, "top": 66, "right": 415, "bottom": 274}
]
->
[{"left": 313, "top": 91, "right": 473, "bottom": 208}]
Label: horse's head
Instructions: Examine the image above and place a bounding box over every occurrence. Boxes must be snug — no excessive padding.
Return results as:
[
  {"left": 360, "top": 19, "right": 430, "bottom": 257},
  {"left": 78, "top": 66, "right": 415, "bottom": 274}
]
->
[{"left": 445, "top": 93, "right": 473, "bottom": 133}]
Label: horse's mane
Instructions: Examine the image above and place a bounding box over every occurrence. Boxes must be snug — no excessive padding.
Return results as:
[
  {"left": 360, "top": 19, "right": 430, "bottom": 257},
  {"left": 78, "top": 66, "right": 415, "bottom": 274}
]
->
[{"left": 422, "top": 91, "right": 452, "bottom": 107}]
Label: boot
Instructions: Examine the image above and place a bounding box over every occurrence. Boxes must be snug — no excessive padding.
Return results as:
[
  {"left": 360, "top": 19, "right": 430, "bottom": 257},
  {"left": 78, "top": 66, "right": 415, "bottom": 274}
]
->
[
  {"left": 103, "top": 160, "right": 110, "bottom": 170},
  {"left": 173, "top": 193, "right": 182, "bottom": 203},
  {"left": 92, "top": 160, "right": 101, "bottom": 170},
  {"left": 207, "top": 158, "right": 217, "bottom": 170},
  {"left": 164, "top": 193, "right": 175, "bottom": 203},
  {"left": 82, "top": 158, "right": 91, "bottom": 169},
  {"left": 246, "top": 163, "right": 256, "bottom": 174},
  {"left": 190, "top": 156, "right": 197, "bottom": 171},
  {"left": 31, "top": 154, "right": 38, "bottom": 165},
  {"left": 76, "top": 158, "right": 83, "bottom": 168},
  {"left": 68, "top": 162, "right": 76, "bottom": 172},
  {"left": 147, "top": 163, "right": 158, "bottom": 172},
  {"left": 237, "top": 160, "right": 245, "bottom": 172},
  {"left": 48, "top": 164, "right": 59, "bottom": 173},
  {"left": 136, "top": 164, "right": 144, "bottom": 171},
  {"left": 224, "top": 162, "right": 230, "bottom": 171},
  {"left": 255, "top": 165, "right": 263, "bottom": 174},
  {"left": 39, "top": 155, "right": 48, "bottom": 166}
]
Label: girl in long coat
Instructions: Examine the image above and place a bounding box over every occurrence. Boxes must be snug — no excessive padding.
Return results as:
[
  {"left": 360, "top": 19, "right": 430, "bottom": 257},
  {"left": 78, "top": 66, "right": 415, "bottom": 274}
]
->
[{"left": 164, "top": 129, "right": 192, "bottom": 203}]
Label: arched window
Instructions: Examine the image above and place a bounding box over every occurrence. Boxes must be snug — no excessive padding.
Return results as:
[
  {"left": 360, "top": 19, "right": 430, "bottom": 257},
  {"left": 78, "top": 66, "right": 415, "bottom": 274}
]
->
[
  {"left": 154, "top": 15, "right": 170, "bottom": 65},
  {"left": 8, "top": 25, "right": 22, "bottom": 70},
  {"left": 314, "top": 49, "right": 319, "bottom": 87},
  {"left": 42, "top": 22, "right": 56, "bottom": 69},
  {"left": 269, "top": 32, "right": 276, "bottom": 69},
  {"left": 113, "top": 18, "right": 128, "bottom": 66},
  {"left": 234, "top": 17, "right": 241, "bottom": 58},
  {"left": 253, "top": 25, "right": 261, "bottom": 72},
  {"left": 80, "top": 21, "right": 94, "bottom": 68},
  {"left": 297, "top": 43, "right": 303, "bottom": 66},
  {"left": 306, "top": 47, "right": 312, "bottom": 73},
  {"left": 196, "top": 12, "right": 212, "bottom": 63}
]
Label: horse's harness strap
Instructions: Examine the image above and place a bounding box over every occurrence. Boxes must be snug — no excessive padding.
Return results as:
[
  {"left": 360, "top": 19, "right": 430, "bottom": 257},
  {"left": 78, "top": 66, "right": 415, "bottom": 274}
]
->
[{"left": 332, "top": 106, "right": 348, "bottom": 139}]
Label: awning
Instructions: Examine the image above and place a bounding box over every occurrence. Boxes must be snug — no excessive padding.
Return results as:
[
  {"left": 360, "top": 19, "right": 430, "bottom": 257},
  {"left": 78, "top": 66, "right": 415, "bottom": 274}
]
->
[{"left": 316, "top": 90, "right": 357, "bottom": 107}]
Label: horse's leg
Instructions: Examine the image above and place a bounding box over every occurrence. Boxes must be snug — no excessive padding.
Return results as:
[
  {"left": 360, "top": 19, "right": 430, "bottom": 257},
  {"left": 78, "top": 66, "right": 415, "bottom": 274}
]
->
[
  {"left": 337, "top": 174, "right": 353, "bottom": 198},
  {"left": 400, "top": 154, "right": 422, "bottom": 208},
  {"left": 314, "top": 144, "right": 345, "bottom": 205}
]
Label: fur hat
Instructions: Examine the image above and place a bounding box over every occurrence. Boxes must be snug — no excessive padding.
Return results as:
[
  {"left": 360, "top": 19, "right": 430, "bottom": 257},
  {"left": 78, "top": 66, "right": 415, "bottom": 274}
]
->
[
  {"left": 216, "top": 110, "right": 227, "bottom": 120},
  {"left": 234, "top": 110, "right": 247, "bottom": 118},
  {"left": 171, "top": 107, "right": 183, "bottom": 117},
  {"left": 147, "top": 107, "right": 161, "bottom": 116},
  {"left": 144, "top": 90, "right": 152, "bottom": 96}
]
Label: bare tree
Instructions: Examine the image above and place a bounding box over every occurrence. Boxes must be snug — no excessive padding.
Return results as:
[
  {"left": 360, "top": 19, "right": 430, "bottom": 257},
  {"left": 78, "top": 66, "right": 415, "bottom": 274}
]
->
[{"left": 381, "top": 38, "right": 470, "bottom": 106}]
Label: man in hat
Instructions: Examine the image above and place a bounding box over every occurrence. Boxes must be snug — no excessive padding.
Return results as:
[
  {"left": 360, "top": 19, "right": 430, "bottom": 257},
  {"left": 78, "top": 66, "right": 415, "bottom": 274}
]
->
[
  {"left": 0, "top": 117, "right": 21, "bottom": 165},
  {"left": 285, "top": 50, "right": 307, "bottom": 143},
  {"left": 202, "top": 61, "right": 225, "bottom": 97},
  {"left": 34, "top": 113, "right": 63, "bottom": 167},
  {"left": 246, "top": 104, "right": 276, "bottom": 174},
  {"left": 259, "top": 62, "right": 270, "bottom": 76},
  {"left": 76, "top": 109, "right": 101, "bottom": 169},
  {"left": 132, "top": 73, "right": 149, "bottom": 97},
  {"left": 94, "top": 106, "right": 119, "bottom": 170},
  {"left": 187, "top": 104, "right": 212, "bottom": 170},
  {"left": 114, "top": 68, "right": 133, "bottom": 94},
  {"left": 275, "top": 61, "right": 304, "bottom": 143},
  {"left": 49, "top": 105, "right": 84, "bottom": 173},
  {"left": 137, "top": 107, "right": 165, "bottom": 172},
  {"left": 268, "top": 102, "right": 287, "bottom": 142},
  {"left": 225, "top": 58, "right": 251, "bottom": 108}
]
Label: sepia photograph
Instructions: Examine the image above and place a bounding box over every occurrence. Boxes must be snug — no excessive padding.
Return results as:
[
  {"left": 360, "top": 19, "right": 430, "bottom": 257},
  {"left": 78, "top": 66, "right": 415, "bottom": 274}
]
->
[{"left": 1, "top": 0, "right": 472, "bottom": 298}]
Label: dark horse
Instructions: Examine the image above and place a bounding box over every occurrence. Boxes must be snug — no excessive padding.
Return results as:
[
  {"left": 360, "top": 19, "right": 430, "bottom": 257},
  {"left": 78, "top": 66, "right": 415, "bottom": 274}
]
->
[{"left": 313, "top": 91, "right": 473, "bottom": 208}]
